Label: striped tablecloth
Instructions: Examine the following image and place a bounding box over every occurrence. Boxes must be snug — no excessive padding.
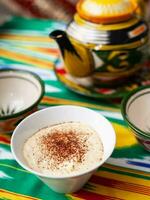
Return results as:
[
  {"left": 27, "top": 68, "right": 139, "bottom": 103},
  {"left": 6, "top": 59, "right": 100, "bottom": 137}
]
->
[{"left": 0, "top": 17, "right": 150, "bottom": 200}]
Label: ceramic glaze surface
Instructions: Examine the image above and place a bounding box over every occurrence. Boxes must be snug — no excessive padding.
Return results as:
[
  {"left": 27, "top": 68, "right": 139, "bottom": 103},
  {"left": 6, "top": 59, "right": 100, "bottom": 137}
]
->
[
  {"left": 67, "top": 14, "right": 148, "bottom": 47},
  {"left": 0, "top": 71, "right": 42, "bottom": 117},
  {"left": 50, "top": 0, "right": 149, "bottom": 87},
  {"left": 0, "top": 70, "right": 44, "bottom": 133},
  {"left": 55, "top": 59, "right": 150, "bottom": 99},
  {"left": 121, "top": 86, "right": 150, "bottom": 152},
  {"left": 126, "top": 88, "right": 150, "bottom": 134}
]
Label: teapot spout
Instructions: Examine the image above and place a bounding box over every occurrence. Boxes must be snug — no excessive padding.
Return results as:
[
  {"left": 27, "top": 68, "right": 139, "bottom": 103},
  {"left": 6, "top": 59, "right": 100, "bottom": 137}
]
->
[
  {"left": 49, "top": 30, "right": 66, "bottom": 40},
  {"left": 49, "top": 30, "right": 64, "bottom": 40},
  {"left": 49, "top": 30, "right": 94, "bottom": 77},
  {"left": 49, "top": 30, "right": 80, "bottom": 58}
]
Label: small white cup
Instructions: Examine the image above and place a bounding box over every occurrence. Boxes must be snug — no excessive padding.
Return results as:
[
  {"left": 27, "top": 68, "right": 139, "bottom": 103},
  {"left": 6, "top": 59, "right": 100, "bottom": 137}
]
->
[{"left": 11, "top": 105, "right": 116, "bottom": 193}]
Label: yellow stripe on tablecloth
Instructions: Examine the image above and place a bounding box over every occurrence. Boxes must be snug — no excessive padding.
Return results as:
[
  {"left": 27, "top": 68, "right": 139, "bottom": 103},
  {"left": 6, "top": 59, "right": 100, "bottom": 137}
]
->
[
  {"left": 112, "top": 123, "right": 137, "bottom": 148},
  {"left": 0, "top": 48, "right": 53, "bottom": 69},
  {"left": 103, "top": 163, "right": 150, "bottom": 178},
  {"left": 0, "top": 34, "right": 51, "bottom": 42},
  {"left": 24, "top": 46, "right": 59, "bottom": 55},
  {"left": 86, "top": 183, "right": 150, "bottom": 200},
  {"left": 0, "top": 189, "right": 41, "bottom": 200},
  {"left": 42, "top": 96, "right": 119, "bottom": 112},
  {"left": 66, "top": 194, "right": 84, "bottom": 200},
  {"left": 0, "top": 141, "right": 10, "bottom": 145}
]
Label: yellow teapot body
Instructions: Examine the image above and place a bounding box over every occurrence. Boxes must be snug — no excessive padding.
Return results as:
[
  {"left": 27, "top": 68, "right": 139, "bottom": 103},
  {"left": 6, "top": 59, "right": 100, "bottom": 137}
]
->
[{"left": 50, "top": 0, "right": 149, "bottom": 86}]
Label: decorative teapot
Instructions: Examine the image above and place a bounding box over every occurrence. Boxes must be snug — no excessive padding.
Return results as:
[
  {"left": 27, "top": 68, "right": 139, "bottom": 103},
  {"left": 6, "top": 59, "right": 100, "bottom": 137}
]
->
[{"left": 50, "top": 0, "right": 149, "bottom": 86}]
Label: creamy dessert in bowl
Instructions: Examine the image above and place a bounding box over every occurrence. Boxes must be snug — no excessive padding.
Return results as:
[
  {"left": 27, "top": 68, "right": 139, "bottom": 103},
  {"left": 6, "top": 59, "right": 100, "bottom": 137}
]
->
[
  {"left": 23, "top": 122, "right": 104, "bottom": 177},
  {"left": 11, "top": 105, "right": 116, "bottom": 193}
]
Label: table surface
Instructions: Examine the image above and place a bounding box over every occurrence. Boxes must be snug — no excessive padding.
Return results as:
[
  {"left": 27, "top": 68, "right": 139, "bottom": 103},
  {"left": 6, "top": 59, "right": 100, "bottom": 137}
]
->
[{"left": 0, "top": 16, "right": 149, "bottom": 200}]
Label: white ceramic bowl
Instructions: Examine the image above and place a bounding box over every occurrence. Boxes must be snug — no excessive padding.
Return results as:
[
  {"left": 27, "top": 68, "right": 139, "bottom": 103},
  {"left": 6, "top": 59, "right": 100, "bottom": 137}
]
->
[
  {"left": 0, "top": 69, "right": 44, "bottom": 133},
  {"left": 121, "top": 86, "right": 150, "bottom": 152},
  {"left": 11, "top": 105, "right": 116, "bottom": 193}
]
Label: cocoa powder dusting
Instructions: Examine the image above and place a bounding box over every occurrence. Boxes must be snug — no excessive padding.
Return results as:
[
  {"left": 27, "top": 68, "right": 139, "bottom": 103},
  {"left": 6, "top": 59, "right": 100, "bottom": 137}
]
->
[{"left": 39, "top": 130, "right": 87, "bottom": 166}]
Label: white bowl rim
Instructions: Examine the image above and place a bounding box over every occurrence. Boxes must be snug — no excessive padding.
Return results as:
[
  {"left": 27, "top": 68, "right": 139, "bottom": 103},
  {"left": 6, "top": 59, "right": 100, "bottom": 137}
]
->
[
  {"left": 121, "top": 85, "right": 150, "bottom": 139},
  {"left": 11, "top": 105, "right": 116, "bottom": 179},
  {"left": 0, "top": 69, "right": 45, "bottom": 120}
]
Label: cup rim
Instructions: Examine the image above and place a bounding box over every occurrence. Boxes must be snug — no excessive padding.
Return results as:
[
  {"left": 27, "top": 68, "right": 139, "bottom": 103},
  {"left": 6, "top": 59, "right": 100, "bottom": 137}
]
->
[
  {"left": 11, "top": 105, "right": 116, "bottom": 179},
  {"left": 121, "top": 85, "right": 150, "bottom": 139},
  {"left": 0, "top": 69, "right": 45, "bottom": 120}
]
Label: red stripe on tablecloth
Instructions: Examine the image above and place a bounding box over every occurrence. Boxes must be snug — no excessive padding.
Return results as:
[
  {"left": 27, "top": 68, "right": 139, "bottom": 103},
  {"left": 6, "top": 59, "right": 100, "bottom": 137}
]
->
[
  {"left": 13, "top": 0, "right": 49, "bottom": 18},
  {"left": 55, "top": 0, "right": 76, "bottom": 13},
  {"left": 0, "top": 136, "right": 10, "bottom": 144},
  {"left": 90, "top": 175, "right": 150, "bottom": 196},
  {"left": 13, "top": 0, "right": 76, "bottom": 18},
  {"left": 73, "top": 189, "right": 122, "bottom": 200}
]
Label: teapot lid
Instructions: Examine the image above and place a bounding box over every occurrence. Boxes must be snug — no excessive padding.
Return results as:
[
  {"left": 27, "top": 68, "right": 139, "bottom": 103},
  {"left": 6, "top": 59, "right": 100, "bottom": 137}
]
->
[
  {"left": 77, "top": 0, "right": 138, "bottom": 24},
  {"left": 67, "top": 14, "right": 148, "bottom": 49}
]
